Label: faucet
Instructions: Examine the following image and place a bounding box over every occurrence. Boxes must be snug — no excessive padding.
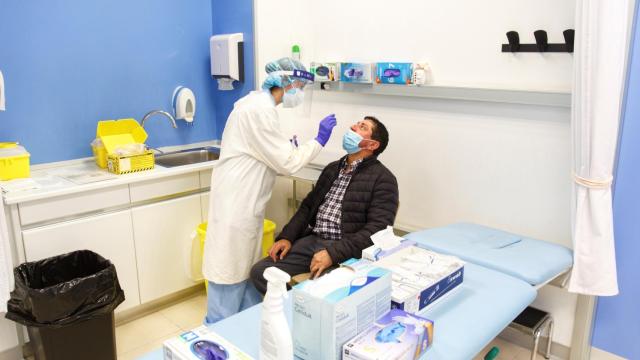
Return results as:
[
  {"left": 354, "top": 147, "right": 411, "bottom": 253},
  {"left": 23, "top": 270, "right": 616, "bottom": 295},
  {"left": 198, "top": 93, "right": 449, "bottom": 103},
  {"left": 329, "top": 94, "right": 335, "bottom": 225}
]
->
[{"left": 141, "top": 110, "right": 178, "bottom": 129}]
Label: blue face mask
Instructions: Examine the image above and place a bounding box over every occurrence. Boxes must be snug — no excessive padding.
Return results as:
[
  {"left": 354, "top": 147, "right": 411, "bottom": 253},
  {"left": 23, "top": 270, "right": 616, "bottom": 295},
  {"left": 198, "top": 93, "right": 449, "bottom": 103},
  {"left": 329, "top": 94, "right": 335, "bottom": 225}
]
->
[
  {"left": 342, "top": 130, "right": 363, "bottom": 154},
  {"left": 282, "top": 88, "right": 304, "bottom": 108}
]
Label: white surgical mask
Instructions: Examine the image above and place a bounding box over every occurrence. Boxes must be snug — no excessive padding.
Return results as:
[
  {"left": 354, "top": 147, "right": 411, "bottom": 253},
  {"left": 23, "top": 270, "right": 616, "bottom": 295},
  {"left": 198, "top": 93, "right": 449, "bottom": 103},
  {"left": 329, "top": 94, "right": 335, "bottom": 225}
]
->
[{"left": 282, "top": 88, "right": 304, "bottom": 108}]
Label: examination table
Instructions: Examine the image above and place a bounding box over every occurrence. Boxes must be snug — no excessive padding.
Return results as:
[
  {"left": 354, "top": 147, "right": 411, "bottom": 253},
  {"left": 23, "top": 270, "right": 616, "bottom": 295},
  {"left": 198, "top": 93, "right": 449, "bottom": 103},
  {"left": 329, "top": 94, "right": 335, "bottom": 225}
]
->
[{"left": 140, "top": 223, "right": 572, "bottom": 360}]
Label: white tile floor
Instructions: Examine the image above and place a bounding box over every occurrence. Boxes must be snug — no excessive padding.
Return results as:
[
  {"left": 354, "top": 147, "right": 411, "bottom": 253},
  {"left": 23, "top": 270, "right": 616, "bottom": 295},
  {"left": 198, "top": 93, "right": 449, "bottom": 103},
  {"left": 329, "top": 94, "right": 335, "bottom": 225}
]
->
[
  {"left": 115, "top": 293, "right": 549, "bottom": 360},
  {"left": 472, "top": 336, "right": 557, "bottom": 360},
  {"left": 115, "top": 293, "right": 207, "bottom": 360}
]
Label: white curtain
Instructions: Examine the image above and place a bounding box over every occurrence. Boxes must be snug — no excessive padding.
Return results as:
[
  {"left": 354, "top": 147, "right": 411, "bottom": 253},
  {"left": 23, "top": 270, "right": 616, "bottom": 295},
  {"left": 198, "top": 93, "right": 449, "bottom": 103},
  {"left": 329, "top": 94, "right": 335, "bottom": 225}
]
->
[
  {"left": 0, "top": 203, "right": 14, "bottom": 312},
  {"left": 569, "top": 0, "right": 634, "bottom": 296}
]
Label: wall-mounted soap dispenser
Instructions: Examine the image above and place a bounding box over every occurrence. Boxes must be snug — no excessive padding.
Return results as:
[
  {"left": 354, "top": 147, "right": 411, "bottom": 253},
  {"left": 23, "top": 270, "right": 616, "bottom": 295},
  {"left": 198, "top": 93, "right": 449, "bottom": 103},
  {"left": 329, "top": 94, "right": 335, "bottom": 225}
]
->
[
  {"left": 210, "top": 33, "right": 244, "bottom": 91},
  {"left": 172, "top": 86, "right": 196, "bottom": 123}
]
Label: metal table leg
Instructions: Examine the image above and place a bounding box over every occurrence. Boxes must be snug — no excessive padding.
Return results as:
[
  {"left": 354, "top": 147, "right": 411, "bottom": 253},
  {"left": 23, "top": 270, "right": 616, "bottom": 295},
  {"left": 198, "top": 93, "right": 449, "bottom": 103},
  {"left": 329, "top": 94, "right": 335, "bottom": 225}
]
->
[{"left": 545, "top": 318, "right": 554, "bottom": 359}]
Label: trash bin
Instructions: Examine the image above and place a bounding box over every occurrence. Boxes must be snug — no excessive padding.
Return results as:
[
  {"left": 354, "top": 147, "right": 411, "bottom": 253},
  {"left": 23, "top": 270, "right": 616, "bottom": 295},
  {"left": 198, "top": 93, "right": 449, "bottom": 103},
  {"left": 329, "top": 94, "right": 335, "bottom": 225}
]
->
[
  {"left": 5, "top": 250, "right": 125, "bottom": 360},
  {"left": 197, "top": 219, "right": 276, "bottom": 293}
]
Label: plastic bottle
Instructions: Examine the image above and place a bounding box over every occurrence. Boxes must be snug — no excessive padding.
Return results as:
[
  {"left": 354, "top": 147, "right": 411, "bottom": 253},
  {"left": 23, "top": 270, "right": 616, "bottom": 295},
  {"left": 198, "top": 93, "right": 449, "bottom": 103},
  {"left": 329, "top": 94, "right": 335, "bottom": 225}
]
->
[
  {"left": 259, "top": 267, "right": 292, "bottom": 360},
  {"left": 484, "top": 346, "right": 500, "bottom": 360},
  {"left": 291, "top": 45, "right": 301, "bottom": 61}
]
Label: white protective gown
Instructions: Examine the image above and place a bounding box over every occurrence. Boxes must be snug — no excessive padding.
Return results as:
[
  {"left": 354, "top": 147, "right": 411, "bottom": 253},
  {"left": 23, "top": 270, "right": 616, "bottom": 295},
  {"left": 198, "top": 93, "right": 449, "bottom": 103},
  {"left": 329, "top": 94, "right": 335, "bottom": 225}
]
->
[{"left": 203, "top": 90, "right": 322, "bottom": 284}]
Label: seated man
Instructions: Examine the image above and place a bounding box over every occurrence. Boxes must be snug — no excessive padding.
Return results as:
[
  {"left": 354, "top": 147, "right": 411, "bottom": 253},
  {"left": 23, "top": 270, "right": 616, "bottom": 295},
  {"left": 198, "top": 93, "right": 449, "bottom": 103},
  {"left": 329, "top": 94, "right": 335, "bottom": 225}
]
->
[{"left": 250, "top": 116, "right": 399, "bottom": 294}]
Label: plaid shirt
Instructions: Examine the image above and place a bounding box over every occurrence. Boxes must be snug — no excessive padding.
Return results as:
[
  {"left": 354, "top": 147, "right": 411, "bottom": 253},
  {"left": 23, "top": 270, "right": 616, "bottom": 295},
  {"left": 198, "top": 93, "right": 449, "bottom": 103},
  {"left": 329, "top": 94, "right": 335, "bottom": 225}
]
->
[{"left": 312, "top": 158, "right": 363, "bottom": 241}]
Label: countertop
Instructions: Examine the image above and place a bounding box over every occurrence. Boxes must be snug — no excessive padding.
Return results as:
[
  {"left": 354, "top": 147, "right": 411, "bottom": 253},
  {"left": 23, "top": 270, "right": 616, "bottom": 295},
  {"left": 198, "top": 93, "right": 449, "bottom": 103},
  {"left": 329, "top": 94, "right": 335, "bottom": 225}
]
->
[
  {"left": 1, "top": 141, "right": 220, "bottom": 205},
  {"left": 1, "top": 140, "right": 326, "bottom": 206}
]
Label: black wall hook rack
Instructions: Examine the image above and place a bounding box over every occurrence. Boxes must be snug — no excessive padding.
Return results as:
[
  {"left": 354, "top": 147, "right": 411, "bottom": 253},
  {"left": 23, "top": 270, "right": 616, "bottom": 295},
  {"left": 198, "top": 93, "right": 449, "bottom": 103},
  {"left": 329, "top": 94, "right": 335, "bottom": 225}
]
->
[{"left": 502, "top": 29, "right": 574, "bottom": 53}]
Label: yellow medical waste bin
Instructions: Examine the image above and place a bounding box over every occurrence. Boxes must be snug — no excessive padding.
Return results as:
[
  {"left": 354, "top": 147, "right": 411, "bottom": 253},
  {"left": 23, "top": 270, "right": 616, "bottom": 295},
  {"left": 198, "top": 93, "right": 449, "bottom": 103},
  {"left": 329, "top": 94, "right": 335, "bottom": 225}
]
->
[
  {"left": 198, "top": 219, "right": 276, "bottom": 292},
  {"left": 0, "top": 143, "right": 30, "bottom": 180}
]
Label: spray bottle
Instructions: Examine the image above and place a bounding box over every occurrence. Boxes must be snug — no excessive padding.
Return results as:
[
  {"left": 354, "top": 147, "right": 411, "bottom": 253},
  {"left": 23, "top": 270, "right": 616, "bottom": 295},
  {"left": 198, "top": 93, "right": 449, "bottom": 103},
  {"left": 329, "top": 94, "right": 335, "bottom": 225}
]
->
[
  {"left": 259, "top": 267, "right": 292, "bottom": 360},
  {"left": 291, "top": 45, "right": 301, "bottom": 61}
]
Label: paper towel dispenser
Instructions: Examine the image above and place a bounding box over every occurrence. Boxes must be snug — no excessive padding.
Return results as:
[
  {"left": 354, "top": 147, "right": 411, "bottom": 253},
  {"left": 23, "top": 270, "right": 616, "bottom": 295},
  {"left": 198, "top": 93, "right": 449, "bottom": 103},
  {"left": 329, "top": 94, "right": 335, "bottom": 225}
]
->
[{"left": 210, "top": 33, "right": 244, "bottom": 90}]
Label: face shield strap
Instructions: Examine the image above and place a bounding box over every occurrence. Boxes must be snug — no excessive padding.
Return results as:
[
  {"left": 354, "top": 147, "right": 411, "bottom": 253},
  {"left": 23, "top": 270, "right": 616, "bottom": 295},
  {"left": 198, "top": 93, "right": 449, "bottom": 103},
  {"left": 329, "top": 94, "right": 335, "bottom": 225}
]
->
[{"left": 268, "top": 70, "right": 315, "bottom": 85}]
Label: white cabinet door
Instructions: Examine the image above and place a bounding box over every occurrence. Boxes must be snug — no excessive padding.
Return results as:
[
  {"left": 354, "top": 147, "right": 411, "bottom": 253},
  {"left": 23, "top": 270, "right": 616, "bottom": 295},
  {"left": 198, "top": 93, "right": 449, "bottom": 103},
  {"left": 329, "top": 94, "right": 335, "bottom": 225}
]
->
[
  {"left": 132, "top": 194, "right": 202, "bottom": 303},
  {"left": 22, "top": 211, "right": 141, "bottom": 312}
]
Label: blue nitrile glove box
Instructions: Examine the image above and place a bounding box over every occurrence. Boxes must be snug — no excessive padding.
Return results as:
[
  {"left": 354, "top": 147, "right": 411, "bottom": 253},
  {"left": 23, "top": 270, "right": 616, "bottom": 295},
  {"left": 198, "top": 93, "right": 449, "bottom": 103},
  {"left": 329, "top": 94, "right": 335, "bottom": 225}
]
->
[{"left": 343, "top": 308, "right": 434, "bottom": 360}]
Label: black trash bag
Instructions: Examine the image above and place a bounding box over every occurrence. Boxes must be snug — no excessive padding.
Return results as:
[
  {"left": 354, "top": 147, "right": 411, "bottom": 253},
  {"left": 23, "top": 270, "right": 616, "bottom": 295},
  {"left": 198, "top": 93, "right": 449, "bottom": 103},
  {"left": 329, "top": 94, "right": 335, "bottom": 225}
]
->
[{"left": 5, "top": 250, "right": 125, "bottom": 328}]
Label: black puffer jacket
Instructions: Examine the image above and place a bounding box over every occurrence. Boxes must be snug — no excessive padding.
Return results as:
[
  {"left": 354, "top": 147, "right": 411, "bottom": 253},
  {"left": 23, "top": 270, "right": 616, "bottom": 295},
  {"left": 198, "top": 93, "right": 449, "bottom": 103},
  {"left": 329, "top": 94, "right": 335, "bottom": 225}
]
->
[{"left": 277, "top": 155, "right": 399, "bottom": 264}]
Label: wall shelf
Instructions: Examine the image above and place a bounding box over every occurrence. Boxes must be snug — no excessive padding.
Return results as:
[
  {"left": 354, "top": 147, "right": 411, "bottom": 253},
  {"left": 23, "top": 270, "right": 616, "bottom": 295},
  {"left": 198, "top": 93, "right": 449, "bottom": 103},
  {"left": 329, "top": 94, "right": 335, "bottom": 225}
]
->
[{"left": 314, "top": 82, "right": 572, "bottom": 108}]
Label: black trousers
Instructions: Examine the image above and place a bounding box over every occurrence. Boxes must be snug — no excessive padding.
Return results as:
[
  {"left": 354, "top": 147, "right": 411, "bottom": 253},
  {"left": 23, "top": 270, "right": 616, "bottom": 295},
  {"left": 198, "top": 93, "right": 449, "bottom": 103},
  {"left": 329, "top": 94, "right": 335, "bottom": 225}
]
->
[{"left": 250, "top": 234, "right": 336, "bottom": 295}]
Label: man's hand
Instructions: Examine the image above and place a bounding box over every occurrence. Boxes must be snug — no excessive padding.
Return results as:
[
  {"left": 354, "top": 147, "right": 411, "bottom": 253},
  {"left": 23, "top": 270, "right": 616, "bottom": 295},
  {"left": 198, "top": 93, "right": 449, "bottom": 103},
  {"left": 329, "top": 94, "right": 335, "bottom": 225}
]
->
[
  {"left": 269, "top": 239, "right": 292, "bottom": 262},
  {"left": 310, "top": 249, "right": 333, "bottom": 279}
]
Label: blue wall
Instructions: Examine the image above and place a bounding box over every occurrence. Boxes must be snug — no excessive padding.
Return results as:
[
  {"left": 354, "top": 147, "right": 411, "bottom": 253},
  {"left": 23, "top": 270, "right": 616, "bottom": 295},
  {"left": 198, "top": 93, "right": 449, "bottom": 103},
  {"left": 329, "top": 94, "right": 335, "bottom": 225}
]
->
[
  {"left": 0, "top": 0, "right": 218, "bottom": 164},
  {"left": 210, "top": 0, "right": 256, "bottom": 138},
  {"left": 591, "top": 2, "right": 640, "bottom": 358}
]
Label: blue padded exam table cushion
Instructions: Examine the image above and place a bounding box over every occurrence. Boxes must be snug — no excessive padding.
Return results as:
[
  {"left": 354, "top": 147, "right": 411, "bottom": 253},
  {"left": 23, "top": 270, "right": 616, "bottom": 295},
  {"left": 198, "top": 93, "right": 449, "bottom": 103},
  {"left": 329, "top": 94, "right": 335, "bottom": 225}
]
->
[
  {"left": 137, "top": 262, "right": 536, "bottom": 360},
  {"left": 405, "top": 223, "right": 573, "bottom": 286}
]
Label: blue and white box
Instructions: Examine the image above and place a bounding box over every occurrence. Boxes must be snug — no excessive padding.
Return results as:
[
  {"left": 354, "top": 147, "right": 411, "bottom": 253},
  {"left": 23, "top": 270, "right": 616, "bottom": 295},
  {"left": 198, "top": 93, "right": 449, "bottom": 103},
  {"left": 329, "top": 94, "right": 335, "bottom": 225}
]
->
[
  {"left": 362, "top": 239, "right": 418, "bottom": 262},
  {"left": 376, "top": 62, "right": 413, "bottom": 84},
  {"left": 343, "top": 309, "right": 434, "bottom": 360},
  {"left": 340, "top": 63, "right": 374, "bottom": 83},
  {"left": 163, "top": 326, "right": 254, "bottom": 360},
  {"left": 292, "top": 259, "right": 392, "bottom": 360},
  {"left": 375, "top": 246, "right": 465, "bottom": 314}
]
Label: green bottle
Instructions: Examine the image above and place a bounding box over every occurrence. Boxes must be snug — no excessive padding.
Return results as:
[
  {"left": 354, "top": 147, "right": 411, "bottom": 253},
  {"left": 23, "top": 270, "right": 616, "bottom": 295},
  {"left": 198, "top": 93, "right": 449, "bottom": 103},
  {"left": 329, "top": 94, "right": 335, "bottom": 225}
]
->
[
  {"left": 292, "top": 44, "right": 301, "bottom": 61},
  {"left": 484, "top": 346, "right": 500, "bottom": 360}
]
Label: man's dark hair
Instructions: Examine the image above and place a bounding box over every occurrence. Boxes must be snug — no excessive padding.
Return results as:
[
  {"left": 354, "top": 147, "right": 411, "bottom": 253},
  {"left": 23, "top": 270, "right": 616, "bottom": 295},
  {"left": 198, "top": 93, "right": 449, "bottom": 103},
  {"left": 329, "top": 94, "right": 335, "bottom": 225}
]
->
[{"left": 364, "top": 116, "right": 389, "bottom": 156}]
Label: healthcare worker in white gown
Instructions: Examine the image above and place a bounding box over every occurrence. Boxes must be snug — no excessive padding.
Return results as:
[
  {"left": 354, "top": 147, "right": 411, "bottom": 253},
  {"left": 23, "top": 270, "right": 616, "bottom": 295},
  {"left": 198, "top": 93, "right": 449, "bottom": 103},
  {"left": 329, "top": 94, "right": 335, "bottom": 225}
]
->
[{"left": 203, "top": 58, "right": 337, "bottom": 324}]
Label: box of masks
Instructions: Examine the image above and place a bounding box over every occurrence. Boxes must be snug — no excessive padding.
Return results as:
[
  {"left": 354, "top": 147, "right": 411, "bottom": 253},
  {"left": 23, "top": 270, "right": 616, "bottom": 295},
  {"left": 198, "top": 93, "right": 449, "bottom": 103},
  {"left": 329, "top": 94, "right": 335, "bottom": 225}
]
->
[{"left": 375, "top": 246, "right": 464, "bottom": 314}]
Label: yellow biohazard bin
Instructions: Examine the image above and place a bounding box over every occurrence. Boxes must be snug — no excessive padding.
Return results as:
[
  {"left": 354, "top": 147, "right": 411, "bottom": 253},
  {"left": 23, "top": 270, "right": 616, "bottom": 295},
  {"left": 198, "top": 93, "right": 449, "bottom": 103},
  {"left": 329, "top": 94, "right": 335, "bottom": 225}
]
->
[
  {"left": 198, "top": 219, "right": 276, "bottom": 293},
  {"left": 0, "top": 143, "right": 30, "bottom": 181}
]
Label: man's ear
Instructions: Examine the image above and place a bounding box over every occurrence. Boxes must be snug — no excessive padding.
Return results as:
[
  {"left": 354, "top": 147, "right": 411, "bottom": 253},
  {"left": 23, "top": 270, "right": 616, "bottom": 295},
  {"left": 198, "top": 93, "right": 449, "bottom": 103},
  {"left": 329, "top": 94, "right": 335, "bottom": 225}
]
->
[{"left": 362, "top": 139, "right": 380, "bottom": 152}]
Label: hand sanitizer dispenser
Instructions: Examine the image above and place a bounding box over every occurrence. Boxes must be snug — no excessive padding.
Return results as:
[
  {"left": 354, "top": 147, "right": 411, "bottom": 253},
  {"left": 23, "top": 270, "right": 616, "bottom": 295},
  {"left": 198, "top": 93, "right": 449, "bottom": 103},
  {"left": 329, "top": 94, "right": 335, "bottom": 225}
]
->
[
  {"left": 172, "top": 86, "right": 195, "bottom": 123},
  {"left": 210, "top": 33, "right": 244, "bottom": 91}
]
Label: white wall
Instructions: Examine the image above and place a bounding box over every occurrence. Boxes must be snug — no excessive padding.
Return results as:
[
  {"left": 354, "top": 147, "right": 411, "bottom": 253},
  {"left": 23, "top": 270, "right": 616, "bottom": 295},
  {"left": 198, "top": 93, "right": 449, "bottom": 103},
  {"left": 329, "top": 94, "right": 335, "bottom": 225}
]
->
[
  {"left": 256, "top": 0, "right": 575, "bottom": 90},
  {"left": 257, "top": 0, "right": 577, "bottom": 347}
]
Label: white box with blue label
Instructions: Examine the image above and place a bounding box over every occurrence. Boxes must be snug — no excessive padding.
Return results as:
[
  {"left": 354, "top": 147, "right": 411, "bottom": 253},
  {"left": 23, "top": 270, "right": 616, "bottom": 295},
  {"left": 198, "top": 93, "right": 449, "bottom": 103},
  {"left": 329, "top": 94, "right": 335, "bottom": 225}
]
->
[
  {"left": 375, "top": 62, "right": 413, "bottom": 85},
  {"left": 163, "top": 326, "right": 254, "bottom": 360},
  {"left": 292, "top": 259, "right": 392, "bottom": 360},
  {"left": 374, "top": 246, "right": 465, "bottom": 314},
  {"left": 340, "top": 63, "right": 374, "bottom": 83},
  {"left": 343, "top": 309, "right": 434, "bottom": 360},
  {"left": 362, "top": 239, "right": 417, "bottom": 262}
]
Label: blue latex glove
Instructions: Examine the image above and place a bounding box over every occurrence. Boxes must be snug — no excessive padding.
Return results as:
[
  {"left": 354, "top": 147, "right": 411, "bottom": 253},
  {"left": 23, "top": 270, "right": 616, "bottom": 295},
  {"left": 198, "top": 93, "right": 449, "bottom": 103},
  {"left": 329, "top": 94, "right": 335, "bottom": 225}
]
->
[{"left": 315, "top": 114, "right": 337, "bottom": 146}]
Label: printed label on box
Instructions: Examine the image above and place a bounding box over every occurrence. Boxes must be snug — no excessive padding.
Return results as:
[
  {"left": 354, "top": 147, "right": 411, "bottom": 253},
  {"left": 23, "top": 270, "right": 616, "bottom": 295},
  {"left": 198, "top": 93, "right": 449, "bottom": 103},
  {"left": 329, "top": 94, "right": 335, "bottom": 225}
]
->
[{"left": 119, "top": 158, "right": 131, "bottom": 172}]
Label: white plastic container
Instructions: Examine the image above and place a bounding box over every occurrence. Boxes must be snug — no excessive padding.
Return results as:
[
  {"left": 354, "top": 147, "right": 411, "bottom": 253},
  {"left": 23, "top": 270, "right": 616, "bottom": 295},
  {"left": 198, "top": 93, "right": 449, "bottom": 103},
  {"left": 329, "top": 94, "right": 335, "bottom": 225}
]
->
[{"left": 259, "top": 267, "right": 292, "bottom": 360}]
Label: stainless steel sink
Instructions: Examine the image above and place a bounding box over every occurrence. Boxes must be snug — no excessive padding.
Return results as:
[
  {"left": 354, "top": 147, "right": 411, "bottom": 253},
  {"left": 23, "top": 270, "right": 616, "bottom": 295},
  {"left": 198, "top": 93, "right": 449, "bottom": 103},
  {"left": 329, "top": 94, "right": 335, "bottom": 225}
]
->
[{"left": 155, "top": 146, "right": 220, "bottom": 167}]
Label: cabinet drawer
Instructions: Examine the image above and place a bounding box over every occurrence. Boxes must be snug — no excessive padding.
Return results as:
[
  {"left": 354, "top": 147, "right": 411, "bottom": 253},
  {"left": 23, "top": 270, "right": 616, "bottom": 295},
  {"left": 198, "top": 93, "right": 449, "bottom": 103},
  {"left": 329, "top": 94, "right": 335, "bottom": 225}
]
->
[
  {"left": 19, "top": 185, "right": 130, "bottom": 226},
  {"left": 130, "top": 173, "right": 200, "bottom": 202}
]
